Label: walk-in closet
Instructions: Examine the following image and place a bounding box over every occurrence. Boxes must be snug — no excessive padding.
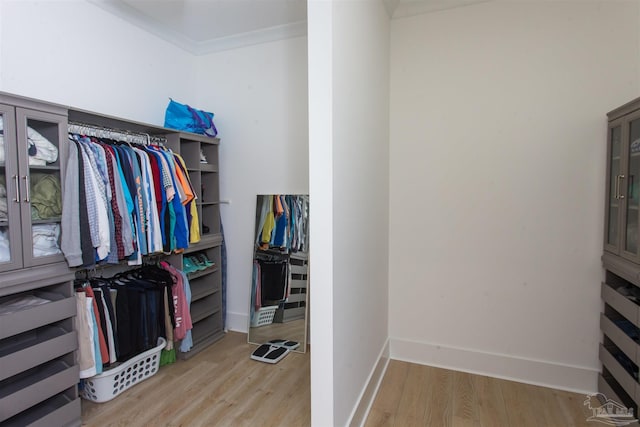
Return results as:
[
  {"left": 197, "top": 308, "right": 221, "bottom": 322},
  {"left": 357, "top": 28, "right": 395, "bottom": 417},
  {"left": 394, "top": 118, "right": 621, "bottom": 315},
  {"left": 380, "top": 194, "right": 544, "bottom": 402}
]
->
[{"left": 5, "top": 0, "right": 623, "bottom": 425}]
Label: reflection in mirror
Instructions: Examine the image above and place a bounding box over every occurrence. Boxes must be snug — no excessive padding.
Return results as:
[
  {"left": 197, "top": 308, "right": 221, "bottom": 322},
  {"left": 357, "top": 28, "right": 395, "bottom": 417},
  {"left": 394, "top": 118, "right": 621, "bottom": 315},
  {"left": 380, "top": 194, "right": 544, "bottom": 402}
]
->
[{"left": 248, "top": 194, "right": 309, "bottom": 353}]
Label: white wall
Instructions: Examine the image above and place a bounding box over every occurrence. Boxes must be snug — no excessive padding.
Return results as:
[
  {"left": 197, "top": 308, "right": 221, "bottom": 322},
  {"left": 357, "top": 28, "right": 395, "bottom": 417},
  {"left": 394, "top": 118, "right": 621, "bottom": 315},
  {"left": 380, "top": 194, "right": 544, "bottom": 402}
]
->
[
  {"left": 309, "top": 0, "right": 390, "bottom": 425},
  {"left": 194, "top": 37, "right": 309, "bottom": 332},
  {"left": 0, "top": 0, "right": 196, "bottom": 125},
  {"left": 389, "top": 0, "right": 640, "bottom": 393}
]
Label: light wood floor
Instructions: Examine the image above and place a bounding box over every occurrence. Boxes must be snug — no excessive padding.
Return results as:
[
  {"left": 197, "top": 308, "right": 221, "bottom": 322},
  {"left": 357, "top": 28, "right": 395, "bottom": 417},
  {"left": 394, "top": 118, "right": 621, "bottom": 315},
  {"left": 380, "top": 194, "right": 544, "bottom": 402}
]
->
[
  {"left": 365, "top": 360, "right": 598, "bottom": 427},
  {"left": 81, "top": 331, "right": 310, "bottom": 426},
  {"left": 82, "top": 335, "right": 600, "bottom": 427}
]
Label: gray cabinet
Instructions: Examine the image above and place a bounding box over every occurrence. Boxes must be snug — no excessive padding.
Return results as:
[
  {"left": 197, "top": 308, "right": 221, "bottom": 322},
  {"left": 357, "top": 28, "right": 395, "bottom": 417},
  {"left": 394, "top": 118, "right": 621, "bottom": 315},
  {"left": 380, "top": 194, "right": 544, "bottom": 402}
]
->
[
  {"left": 600, "top": 96, "right": 640, "bottom": 412},
  {"left": 0, "top": 93, "right": 79, "bottom": 427},
  {"left": 0, "top": 98, "right": 68, "bottom": 275},
  {"left": 605, "top": 107, "right": 640, "bottom": 263}
]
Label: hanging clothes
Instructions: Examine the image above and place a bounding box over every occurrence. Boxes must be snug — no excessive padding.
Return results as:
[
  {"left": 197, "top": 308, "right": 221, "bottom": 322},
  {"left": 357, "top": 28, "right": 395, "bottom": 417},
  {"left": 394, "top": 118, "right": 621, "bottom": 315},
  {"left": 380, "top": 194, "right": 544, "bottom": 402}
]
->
[
  {"left": 259, "top": 259, "right": 288, "bottom": 304},
  {"left": 62, "top": 133, "right": 198, "bottom": 268},
  {"left": 73, "top": 263, "right": 178, "bottom": 371},
  {"left": 255, "top": 195, "right": 309, "bottom": 253}
]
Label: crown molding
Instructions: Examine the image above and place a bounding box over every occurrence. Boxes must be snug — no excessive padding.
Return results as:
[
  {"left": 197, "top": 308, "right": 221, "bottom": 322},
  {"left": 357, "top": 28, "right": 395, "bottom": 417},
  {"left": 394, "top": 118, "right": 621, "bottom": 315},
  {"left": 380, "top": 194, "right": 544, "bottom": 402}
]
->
[
  {"left": 191, "top": 21, "right": 307, "bottom": 55},
  {"left": 86, "top": 0, "right": 307, "bottom": 55},
  {"left": 392, "top": 0, "right": 491, "bottom": 19}
]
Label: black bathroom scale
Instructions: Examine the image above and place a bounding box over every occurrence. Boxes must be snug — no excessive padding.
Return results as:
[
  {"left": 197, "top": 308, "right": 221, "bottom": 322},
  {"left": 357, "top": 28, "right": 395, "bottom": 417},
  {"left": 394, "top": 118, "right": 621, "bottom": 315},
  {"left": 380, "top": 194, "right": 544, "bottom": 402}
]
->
[{"left": 250, "top": 344, "right": 290, "bottom": 364}]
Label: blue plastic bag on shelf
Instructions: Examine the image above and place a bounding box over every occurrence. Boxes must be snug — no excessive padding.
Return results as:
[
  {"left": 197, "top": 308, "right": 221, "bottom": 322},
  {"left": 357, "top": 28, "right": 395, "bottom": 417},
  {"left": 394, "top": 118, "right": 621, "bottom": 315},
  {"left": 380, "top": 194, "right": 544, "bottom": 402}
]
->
[{"left": 164, "top": 98, "right": 218, "bottom": 137}]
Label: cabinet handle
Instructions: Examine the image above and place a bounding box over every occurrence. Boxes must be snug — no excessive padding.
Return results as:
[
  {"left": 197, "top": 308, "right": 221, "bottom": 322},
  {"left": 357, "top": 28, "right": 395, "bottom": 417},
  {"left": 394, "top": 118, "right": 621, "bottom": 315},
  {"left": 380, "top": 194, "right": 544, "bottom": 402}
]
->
[
  {"left": 22, "top": 175, "right": 30, "bottom": 203},
  {"left": 13, "top": 175, "right": 20, "bottom": 203},
  {"left": 619, "top": 174, "right": 626, "bottom": 199}
]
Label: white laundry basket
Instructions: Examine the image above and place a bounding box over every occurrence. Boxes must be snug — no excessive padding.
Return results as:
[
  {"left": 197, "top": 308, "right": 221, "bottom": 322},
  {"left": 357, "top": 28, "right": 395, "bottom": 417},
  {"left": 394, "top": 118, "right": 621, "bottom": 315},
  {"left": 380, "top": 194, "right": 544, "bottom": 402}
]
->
[
  {"left": 251, "top": 305, "right": 278, "bottom": 327},
  {"left": 80, "top": 337, "right": 166, "bottom": 403}
]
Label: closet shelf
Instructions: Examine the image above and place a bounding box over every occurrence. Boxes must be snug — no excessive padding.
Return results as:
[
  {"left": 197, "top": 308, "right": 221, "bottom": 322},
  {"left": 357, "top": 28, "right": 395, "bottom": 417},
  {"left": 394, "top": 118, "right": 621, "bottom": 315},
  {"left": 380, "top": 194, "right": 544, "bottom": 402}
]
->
[
  {"left": 31, "top": 218, "right": 61, "bottom": 225},
  {"left": 191, "top": 284, "right": 220, "bottom": 302},
  {"left": 200, "top": 164, "right": 218, "bottom": 173},
  {"left": 28, "top": 165, "right": 60, "bottom": 171},
  {"left": 190, "top": 300, "right": 221, "bottom": 324},
  {"left": 187, "top": 266, "right": 219, "bottom": 281}
]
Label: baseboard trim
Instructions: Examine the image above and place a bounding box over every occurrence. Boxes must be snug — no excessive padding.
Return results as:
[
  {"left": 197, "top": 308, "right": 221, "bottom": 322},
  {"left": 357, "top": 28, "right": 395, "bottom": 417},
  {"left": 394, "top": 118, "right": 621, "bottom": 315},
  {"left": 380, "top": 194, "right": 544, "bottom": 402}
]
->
[
  {"left": 226, "top": 311, "right": 249, "bottom": 333},
  {"left": 390, "top": 338, "right": 598, "bottom": 395},
  {"left": 348, "top": 338, "right": 391, "bottom": 427}
]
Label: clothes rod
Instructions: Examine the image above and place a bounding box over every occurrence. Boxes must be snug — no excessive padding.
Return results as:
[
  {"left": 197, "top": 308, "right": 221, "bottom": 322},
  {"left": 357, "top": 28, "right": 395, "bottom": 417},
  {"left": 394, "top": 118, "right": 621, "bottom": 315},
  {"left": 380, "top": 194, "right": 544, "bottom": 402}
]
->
[{"left": 68, "top": 122, "right": 167, "bottom": 145}]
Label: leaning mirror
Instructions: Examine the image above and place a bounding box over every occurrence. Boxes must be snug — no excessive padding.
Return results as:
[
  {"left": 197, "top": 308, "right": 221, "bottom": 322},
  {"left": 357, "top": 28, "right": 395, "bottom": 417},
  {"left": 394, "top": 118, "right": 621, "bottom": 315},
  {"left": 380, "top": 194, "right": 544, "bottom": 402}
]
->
[{"left": 248, "top": 194, "right": 309, "bottom": 353}]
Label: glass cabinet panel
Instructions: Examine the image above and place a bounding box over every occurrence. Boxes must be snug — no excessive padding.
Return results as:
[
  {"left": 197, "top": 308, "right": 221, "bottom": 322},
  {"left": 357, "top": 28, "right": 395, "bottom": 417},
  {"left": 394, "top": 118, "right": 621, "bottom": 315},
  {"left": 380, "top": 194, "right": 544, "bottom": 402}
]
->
[
  {"left": 626, "top": 118, "right": 640, "bottom": 255},
  {"left": 0, "top": 111, "right": 9, "bottom": 264},
  {"left": 607, "top": 125, "right": 621, "bottom": 247},
  {"left": 16, "top": 108, "right": 66, "bottom": 267},
  {"left": 25, "top": 118, "right": 63, "bottom": 259}
]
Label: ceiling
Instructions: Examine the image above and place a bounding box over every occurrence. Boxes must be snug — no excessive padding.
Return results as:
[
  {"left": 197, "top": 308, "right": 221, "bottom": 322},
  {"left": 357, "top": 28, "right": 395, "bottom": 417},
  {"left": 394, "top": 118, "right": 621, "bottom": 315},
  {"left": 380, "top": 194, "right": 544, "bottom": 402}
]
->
[{"left": 89, "top": 0, "right": 489, "bottom": 55}]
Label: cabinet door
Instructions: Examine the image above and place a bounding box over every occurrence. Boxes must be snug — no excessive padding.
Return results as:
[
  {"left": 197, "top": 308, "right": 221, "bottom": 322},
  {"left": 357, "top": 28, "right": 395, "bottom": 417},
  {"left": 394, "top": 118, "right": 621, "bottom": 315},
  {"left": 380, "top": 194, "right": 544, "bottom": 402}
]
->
[
  {"left": 605, "top": 119, "right": 624, "bottom": 254},
  {"left": 15, "top": 108, "right": 67, "bottom": 268},
  {"left": 0, "top": 104, "right": 25, "bottom": 273},
  {"left": 621, "top": 111, "right": 640, "bottom": 262}
]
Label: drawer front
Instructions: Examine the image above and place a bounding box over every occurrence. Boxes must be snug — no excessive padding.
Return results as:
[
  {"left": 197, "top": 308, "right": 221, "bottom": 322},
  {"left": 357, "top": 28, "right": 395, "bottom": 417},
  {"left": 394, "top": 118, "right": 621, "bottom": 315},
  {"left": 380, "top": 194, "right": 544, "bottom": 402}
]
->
[
  {"left": 290, "top": 278, "right": 307, "bottom": 289},
  {"left": 290, "top": 264, "right": 308, "bottom": 275},
  {"left": 598, "top": 374, "right": 625, "bottom": 405},
  {"left": 0, "top": 295, "right": 75, "bottom": 339},
  {"left": 282, "top": 306, "right": 306, "bottom": 321},
  {"left": 26, "top": 397, "right": 80, "bottom": 427},
  {"left": 601, "top": 314, "right": 639, "bottom": 365},
  {"left": 0, "top": 363, "right": 78, "bottom": 421},
  {"left": 287, "top": 293, "right": 307, "bottom": 304},
  {"left": 0, "top": 330, "right": 77, "bottom": 381},
  {"left": 602, "top": 283, "right": 639, "bottom": 327},
  {"left": 3, "top": 394, "right": 79, "bottom": 427},
  {"left": 599, "top": 344, "right": 637, "bottom": 402}
]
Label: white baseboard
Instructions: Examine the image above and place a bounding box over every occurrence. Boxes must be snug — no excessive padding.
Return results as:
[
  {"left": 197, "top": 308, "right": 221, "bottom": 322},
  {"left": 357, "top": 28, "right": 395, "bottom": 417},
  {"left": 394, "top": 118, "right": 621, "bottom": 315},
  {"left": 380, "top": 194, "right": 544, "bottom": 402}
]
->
[
  {"left": 226, "top": 311, "right": 249, "bottom": 333},
  {"left": 390, "top": 338, "right": 598, "bottom": 395},
  {"left": 348, "top": 338, "right": 391, "bottom": 427}
]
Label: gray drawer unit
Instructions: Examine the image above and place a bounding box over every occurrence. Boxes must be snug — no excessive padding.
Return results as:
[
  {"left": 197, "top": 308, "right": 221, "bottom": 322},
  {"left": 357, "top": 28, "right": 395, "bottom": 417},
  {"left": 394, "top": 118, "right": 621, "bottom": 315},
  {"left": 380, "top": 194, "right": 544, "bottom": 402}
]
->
[{"left": 0, "top": 256, "right": 79, "bottom": 424}]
